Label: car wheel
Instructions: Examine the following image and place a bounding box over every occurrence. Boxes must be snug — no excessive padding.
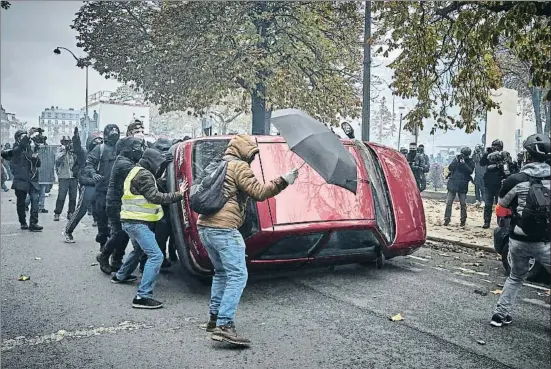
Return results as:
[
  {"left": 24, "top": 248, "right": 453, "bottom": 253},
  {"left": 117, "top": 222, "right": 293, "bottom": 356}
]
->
[
  {"left": 375, "top": 253, "right": 385, "bottom": 269},
  {"left": 501, "top": 243, "right": 544, "bottom": 283}
]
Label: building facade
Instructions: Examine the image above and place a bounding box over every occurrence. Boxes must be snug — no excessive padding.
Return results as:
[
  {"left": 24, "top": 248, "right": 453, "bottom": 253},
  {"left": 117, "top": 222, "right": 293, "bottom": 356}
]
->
[
  {"left": 1, "top": 105, "right": 26, "bottom": 146},
  {"left": 39, "top": 106, "right": 83, "bottom": 145}
]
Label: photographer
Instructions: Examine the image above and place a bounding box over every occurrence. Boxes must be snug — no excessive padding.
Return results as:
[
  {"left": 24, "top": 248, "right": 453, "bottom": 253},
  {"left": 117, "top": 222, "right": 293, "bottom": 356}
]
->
[
  {"left": 54, "top": 130, "right": 82, "bottom": 221},
  {"left": 417, "top": 144, "right": 430, "bottom": 191},
  {"left": 0, "top": 129, "right": 43, "bottom": 231},
  {"left": 479, "top": 139, "right": 516, "bottom": 228},
  {"left": 444, "top": 147, "right": 475, "bottom": 227},
  {"left": 406, "top": 142, "right": 428, "bottom": 192}
]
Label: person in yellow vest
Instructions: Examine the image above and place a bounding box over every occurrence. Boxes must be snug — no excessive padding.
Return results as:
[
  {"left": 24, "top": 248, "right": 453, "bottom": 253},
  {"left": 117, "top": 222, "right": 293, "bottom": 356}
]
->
[{"left": 112, "top": 148, "right": 188, "bottom": 309}]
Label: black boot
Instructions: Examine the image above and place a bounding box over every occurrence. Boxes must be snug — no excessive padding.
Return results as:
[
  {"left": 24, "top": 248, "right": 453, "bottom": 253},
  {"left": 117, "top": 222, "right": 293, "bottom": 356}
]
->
[
  {"left": 110, "top": 256, "right": 123, "bottom": 273},
  {"left": 96, "top": 253, "right": 111, "bottom": 275},
  {"left": 29, "top": 224, "right": 43, "bottom": 232}
]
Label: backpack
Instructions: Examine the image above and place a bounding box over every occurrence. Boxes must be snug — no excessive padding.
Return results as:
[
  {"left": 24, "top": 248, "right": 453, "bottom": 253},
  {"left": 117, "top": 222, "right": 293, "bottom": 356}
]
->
[
  {"left": 519, "top": 176, "right": 550, "bottom": 240},
  {"left": 189, "top": 159, "right": 229, "bottom": 215}
]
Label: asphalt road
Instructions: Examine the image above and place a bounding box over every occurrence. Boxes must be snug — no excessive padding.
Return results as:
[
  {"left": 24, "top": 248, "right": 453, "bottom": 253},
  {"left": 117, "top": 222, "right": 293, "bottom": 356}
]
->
[{"left": 1, "top": 190, "right": 550, "bottom": 369}]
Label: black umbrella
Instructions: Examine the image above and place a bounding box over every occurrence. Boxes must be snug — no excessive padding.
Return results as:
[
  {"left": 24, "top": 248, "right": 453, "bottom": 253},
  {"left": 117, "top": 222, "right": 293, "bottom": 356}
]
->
[{"left": 271, "top": 109, "right": 358, "bottom": 194}]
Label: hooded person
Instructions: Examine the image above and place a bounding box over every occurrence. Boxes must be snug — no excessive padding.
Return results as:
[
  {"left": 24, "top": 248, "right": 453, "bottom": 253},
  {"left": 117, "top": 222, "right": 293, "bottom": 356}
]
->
[
  {"left": 444, "top": 146, "right": 475, "bottom": 227},
  {"left": 112, "top": 148, "right": 189, "bottom": 310},
  {"left": 197, "top": 134, "right": 299, "bottom": 347},
  {"left": 63, "top": 135, "right": 104, "bottom": 242},
  {"left": 416, "top": 144, "right": 430, "bottom": 191},
  {"left": 84, "top": 124, "right": 121, "bottom": 248},
  {"left": 479, "top": 139, "right": 508, "bottom": 228},
  {"left": 406, "top": 142, "right": 425, "bottom": 192},
  {"left": 96, "top": 136, "right": 146, "bottom": 274},
  {"left": 1, "top": 130, "right": 43, "bottom": 231}
]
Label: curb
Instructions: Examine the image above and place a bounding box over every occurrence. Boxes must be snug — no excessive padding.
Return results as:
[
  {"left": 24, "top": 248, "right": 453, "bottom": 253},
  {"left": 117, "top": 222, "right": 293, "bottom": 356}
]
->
[{"left": 426, "top": 234, "right": 496, "bottom": 253}]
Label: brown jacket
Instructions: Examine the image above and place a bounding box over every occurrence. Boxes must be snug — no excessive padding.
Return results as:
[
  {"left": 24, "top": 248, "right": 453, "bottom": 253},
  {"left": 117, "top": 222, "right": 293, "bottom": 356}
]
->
[{"left": 197, "top": 135, "right": 288, "bottom": 229}]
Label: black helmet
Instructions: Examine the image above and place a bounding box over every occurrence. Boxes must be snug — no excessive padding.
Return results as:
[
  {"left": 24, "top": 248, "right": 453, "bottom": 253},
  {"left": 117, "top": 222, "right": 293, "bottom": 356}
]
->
[
  {"left": 523, "top": 134, "right": 550, "bottom": 161},
  {"left": 491, "top": 139, "right": 503, "bottom": 151},
  {"left": 153, "top": 138, "right": 172, "bottom": 153},
  {"left": 460, "top": 146, "right": 472, "bottom": 157}
]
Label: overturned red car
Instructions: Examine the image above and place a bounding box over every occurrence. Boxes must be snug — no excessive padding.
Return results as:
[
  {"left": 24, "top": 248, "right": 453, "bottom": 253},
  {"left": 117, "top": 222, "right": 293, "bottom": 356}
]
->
[{"left": 167, "top": 135, "right": 426, "bottom": 278}]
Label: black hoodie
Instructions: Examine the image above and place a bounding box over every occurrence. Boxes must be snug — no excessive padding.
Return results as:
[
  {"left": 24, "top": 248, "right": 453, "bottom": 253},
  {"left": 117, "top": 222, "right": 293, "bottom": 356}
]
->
[
  {"left": 106, "top": 137, "right": 143, "bottom": 210},
  {"left": 84, "top": 124, "right": 120, "bottom": 192},
  {"left": 1, "top": 130, "right": 41, "bottom": 192}
]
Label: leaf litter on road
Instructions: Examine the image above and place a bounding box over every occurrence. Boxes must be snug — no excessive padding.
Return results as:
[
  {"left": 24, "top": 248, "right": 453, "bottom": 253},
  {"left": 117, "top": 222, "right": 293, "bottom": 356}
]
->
[
  {"left": 17, "top": 275, "right": 30, "bottom": 281},
  {"left": 390, "top": 313, "right": 404, "bottom": 322},
  {"left": 491, "top": 289, "right": 503, "bottom": 295}
]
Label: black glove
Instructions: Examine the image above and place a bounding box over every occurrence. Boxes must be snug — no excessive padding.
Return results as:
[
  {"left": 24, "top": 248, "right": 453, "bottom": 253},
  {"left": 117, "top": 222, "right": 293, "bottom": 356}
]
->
[
  {"left": 72, "top": 127, "right": 81, "bottom": 148},
  {"left": 92, "top": 173, "right": 104, "bottom": 182},
  {"left": 163, "top": 152, "right": 173, "bottom": 163}
]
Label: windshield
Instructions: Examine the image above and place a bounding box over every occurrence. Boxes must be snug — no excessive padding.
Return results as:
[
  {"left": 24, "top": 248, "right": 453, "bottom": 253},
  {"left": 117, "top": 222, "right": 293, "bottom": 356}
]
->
[{"left": 354, "top": 141, "right": 395, "bottom": 243}]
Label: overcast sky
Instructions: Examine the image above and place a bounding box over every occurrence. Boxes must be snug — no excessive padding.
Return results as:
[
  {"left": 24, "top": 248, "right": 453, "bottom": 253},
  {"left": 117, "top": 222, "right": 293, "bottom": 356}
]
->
[
  {"left": 1, "top": 1, "right": 121, "bottom": 127},
  {"left": 1, "top": 1, "right": 482, "bottom": 153}
]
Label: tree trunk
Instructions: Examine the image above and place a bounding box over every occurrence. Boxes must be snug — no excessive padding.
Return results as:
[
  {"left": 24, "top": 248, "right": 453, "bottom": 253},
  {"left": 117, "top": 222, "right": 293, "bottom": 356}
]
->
[
  {"left": 251, "top": 1, "right": 270, "bottom": 136},
  {"left": 531, "top": 86, "right": 543, "bottom": 134},
  {"left": 251, "top": 84, "right": 267, "bottom": 135},
  {"left": 544, "top": 99, "right": 550, "bottom": 136}
]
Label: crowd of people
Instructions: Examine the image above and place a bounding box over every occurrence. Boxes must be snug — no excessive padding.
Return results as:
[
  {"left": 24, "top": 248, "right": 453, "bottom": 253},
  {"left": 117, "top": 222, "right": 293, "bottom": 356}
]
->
[{"left": 1, "top": 123, "right": 299, "bottom": 347}]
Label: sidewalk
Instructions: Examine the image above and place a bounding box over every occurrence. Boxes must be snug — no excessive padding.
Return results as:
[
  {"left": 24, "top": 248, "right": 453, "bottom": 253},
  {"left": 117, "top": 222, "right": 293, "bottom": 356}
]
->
[{"left": 423, "top": 198, "right": 495, "bottom": 253}]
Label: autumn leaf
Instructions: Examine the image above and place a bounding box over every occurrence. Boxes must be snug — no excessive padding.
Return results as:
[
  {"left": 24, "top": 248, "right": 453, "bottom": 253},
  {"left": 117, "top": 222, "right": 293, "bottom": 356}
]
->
[
  {"left": 491, "top": 289, "right": 503, "bottom": 295},
  {"left": 390, "top": 313, "right": 404, "bottom": 322},
  {"left": 18, "top": 275, "right": 30, "bottom": 281}
]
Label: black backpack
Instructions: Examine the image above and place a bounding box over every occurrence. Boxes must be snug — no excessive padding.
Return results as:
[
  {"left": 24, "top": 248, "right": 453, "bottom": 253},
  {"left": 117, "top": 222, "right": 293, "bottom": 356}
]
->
[
  {"left": 189, "top": 159, "right": 229, "bottom": 215},
  {"left": 519, "top": 176, "right": 550, "bottom": 240}
]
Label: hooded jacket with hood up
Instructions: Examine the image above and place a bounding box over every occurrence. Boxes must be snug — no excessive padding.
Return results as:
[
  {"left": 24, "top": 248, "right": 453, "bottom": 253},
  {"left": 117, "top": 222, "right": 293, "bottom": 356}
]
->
[
  {"left": 84, "top": 124, "right": 120, "bottom": 192},
  {"left": 498, "top": 161, "right": 551, "bottom": 242},
  {"left": 197, "top": 134, "right": 288, "bottom": 230},
  {"left": 106, "top": 137, "right": 143, "bottom": 210},
  {"left": 1, "top": 130, "right": 41, "bottom": 192},
  {"left": 124, "top": 148, "right": 184, "bottom": 224}
]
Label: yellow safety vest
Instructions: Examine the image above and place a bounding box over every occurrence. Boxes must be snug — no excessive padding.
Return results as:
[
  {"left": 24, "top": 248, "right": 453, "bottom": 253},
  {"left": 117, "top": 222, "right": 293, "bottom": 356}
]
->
[{"left": 120, "top": 166, "right": 164, "bottom": 222}]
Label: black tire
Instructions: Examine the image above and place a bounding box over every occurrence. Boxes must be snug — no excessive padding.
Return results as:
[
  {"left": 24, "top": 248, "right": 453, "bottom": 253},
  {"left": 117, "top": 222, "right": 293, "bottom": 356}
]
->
[
  {"left": 375, "top": 253, "right": 385, "bottom": 269},
  {"left": 500, "top": 242, "right": 546, "bottom": 283}
]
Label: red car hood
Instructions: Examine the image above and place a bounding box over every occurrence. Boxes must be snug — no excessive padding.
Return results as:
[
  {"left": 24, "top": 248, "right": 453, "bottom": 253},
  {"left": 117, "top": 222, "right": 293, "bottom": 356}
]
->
[
  {"left": 369, "top": 143, "right": 426, "bottom": 246},
  {"left": 257, "top": 138, "right": 374, "bottom": 225}
]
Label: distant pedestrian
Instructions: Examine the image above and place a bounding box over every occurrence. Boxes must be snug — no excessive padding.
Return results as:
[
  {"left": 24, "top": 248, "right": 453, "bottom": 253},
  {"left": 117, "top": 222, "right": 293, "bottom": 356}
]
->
[
  {"left": 35, "top": 145, "right": 55, "bottom": 213},
  {"left": 490, "top": 134, "right": 550, "bottom": 327},
  {"left": 1, "top": 157, "right": 8, "bottom": 192},
  {"left": 112, "top": 148, "right": 188, "bottom": 309},
  {"left": 472, "top": 145, "right": 485, "bottom": 206},
  {"left": 54, "top": 132, "right": 82, "bottom": 221},
  {"left": 444, "top": 147, "right": 475, "bottom": 227}
]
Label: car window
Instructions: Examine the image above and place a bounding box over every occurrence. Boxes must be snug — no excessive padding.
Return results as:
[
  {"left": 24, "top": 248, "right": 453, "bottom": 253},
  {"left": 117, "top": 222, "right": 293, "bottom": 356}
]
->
[
  {"left": 191, "top": 139, "right": 229, "bottom": 182},
  {"left": 316, "top": 230, "right": 381, "bottom": 257},
  {"left": 355, "top": 141, "right": 396, "bottom": 243},
  {"left": 258, "top": 233, "right": 324, "bottom": 260}
]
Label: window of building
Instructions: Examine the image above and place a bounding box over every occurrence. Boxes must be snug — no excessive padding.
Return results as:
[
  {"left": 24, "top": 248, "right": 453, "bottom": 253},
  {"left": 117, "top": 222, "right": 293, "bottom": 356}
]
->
[
  {"left": 48, "top": 120, "right": 52, "bottom": 124},
  {"left": 62, "top": 113, "right": 66, "bottom": 118},
  {"left": 55, "top": 120, "right": 58, "bottom": 124},
  {"left": 47, "top": 113, "right": 52, "bottom": 118},
  {"left": 62, "top": 121, "right": 65, "bottom": 125}
]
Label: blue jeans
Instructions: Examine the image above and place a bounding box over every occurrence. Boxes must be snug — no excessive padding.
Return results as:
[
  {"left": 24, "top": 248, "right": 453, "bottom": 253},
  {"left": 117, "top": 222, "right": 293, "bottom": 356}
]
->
[
  {"left": 117, "top": 222, "right": 163, "bottom": 299},
  {"left": 26, "top": 184, "right": 47, "bottom": 210},
  {"left": 198, "top": 226, "right": 248, "bottom": 326}
]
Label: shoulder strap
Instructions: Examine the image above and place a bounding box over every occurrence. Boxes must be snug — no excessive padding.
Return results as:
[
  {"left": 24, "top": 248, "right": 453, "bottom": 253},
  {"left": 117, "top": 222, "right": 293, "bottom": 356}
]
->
[{"left": 96, "top": 144, "right": 105, "bottom": 172}]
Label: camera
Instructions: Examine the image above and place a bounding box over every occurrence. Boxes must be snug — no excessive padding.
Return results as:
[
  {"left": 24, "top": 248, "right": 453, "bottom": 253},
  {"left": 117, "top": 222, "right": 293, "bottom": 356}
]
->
[{"left": 30, "top": 127, "right": 47, "bottom": 146}]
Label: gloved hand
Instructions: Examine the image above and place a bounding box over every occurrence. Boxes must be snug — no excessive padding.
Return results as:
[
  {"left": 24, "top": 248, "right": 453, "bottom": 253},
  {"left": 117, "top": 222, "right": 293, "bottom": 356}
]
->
[
  {"left": 163, "top": 152, "right": 174, "bottom": 163},
  {"left": 92, "top": 173, "right": 104, "bottom": 182},
  {"left": 282, "top": 168, "right": 299, "bottom": 185}
]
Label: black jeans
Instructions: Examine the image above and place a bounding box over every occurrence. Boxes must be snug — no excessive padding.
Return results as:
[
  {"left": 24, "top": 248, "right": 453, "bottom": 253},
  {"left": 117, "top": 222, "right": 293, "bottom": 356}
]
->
[
  {"left": 55, "top": 178, "right": 78, "bottom": 215},
  {"left": 65, "top": 185, "right": 96, "bottom": 235},
  {"left": 474, "top": 176, "right": 485, "bottom": 202},
  {"left": 483, "top": 185, "right": 500, "bottom": 224},
  {"left": 95, "top": 191, "right": 110, "bottom": 246},
  {"left": 15, "top": 186, "right": 39, "bottom": 226},
  {"left": 101, "top": 206, "right": 129, "bottom": 262},
  {"left": 444, "top": 191, "right": 467, "bottom": 223}
]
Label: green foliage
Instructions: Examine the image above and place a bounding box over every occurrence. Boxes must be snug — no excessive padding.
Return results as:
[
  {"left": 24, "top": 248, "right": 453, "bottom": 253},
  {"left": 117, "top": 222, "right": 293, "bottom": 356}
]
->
[
  {"left": 1, "top": 1, "right": 10, "bottom": 10},
  {"left": 72, "top": 1, "right": 364, "bottom": 127},
  {"left": 373, "top": 1, "right": 551, "bottom": 134}
]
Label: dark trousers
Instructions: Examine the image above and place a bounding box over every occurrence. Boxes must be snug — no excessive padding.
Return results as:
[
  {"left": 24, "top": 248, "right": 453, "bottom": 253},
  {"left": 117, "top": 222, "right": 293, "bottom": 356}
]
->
[
  {"left": 483, "top": 185, "right": 500, "bottom": 224},
  {"left": 65, "top": 185, "right": 96, "bottom": 235},
  {"left": 101, "top": 206, "right": 129, "bottom": 262},
  {"left": 15, "top": 186, "right": 39, "bottom": 226},
  {"left": 474, "top": 176, "right": 484, "bottom": 202},
  {"left": 55, "top": 178, "right": 78, "bottom": 215},
  {"left": 444, "top": 191, "right": 467, "bottom": 223},
  {"left": 95, "top": 191, "right": 110, "bottom": 246}
]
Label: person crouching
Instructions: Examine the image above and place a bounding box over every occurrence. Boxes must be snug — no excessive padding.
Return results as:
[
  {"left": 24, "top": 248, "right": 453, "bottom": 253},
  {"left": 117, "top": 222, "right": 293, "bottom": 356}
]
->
[{"left": 112, "top": 148, "right": 188, "bottom": 309}]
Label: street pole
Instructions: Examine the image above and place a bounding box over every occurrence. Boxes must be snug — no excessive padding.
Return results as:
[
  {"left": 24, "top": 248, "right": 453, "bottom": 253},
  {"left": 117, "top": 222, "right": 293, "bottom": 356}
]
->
[
  {"left": 361, "top": 0, "right": 371, "bottom": 141},
  {"left": 397, "top": 112, "right": 403, "bottom": 149}
]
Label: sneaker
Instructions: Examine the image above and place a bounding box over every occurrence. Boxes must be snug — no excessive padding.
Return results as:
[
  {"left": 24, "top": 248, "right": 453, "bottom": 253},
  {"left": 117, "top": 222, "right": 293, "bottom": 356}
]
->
[
  {"left": 200, "top": 314, "right": 218, "bottom": 332},
  {"left": 132, "top": 296, "right": 163, "bottom": 309},
  {"left": 111, "top": 274, "right": 138, "bottom": 284},
  {"left": 20, "top": 223, "right": 29, "bottom": 230},
  {"left": 482, "top": 223, "right": 490, "bottom": 229},
  {"left": 474, "top": 200, "right": 481, "bottom": 207},
  {"left": 443, "top": 220, "right": 450, "bottom": 226},
  {"left": 460, "top": 221, "right": 466, "bottom": 228},
  {"left": 53, "top": 214, "right": 60, "bottom": 221},
  {"left": 96, "top": 253, "right": 112, "bottom": 275},
  {"left": 490, "top": 314, "right": 513, "bottom": 327},
  {"left": 92, "top": 221, "right": 97, "bottom": 227},
  {"left": 211, "top": 322, "right": 251, "bottom": 347},
  {"left": 63, "top": 232, "right": 75, "bottom": 243},
  {"left": 29, "top": 224, "right": 43, "bottom": 232},
  {"left": 38, "top": 209, "right": 48, "bottom": 213}
]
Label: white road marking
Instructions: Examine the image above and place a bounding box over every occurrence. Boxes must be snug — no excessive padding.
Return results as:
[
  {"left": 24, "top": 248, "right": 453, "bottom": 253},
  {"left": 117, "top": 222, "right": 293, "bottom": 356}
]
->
[
  {"left": 522, "top": 299, "right": 551, "bottom": 309},
  {"left": 449, "top": 278, "right": 478, "bottom": 288},
  {"left": 1, "top": 321, "right": 152, "bottom": 352},
  {"left": 407, "top": 255, "right": 430, "bottom": 262},
  {"left": 1, "top": 233, "right": 20, "bottom": 237},
  {"left": 523, "top": 282, "right": 550, "bottom": 292}
]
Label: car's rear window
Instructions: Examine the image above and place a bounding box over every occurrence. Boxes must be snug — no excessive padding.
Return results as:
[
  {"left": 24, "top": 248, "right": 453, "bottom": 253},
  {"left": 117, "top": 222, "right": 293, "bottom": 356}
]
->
[
  {"left": 191, "top": 139, "right": 229, "bottom": 182},
  {"left": 316, "top": 229, "right": 381, "bottom": 257}
]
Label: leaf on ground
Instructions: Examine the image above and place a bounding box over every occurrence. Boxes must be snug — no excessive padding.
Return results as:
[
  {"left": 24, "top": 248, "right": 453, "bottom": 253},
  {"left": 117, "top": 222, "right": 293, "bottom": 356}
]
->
[
  {"left": 34, "top": 257, "right": 41, "bottom": 261},
  {"left": 18, "top": 275, "right": 30, "bottom": 281},
  {"left": 390, "top": 313, "right": 404, "bottom": 322},
  {"left": 477, "top": 339, "right": 486, "bottom": 345},
  {"left": 491, "top": 289, "right": 503, "bottom": 295},
  {"left": 91, "top": 263, "right": 98, "bottom": 266}
]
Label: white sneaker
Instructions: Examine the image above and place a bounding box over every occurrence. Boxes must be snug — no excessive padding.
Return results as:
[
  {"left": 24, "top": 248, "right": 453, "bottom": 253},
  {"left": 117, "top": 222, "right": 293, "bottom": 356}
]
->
[{"left": 474, "top": 201, "right": 481, "bottom": 207}]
